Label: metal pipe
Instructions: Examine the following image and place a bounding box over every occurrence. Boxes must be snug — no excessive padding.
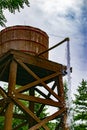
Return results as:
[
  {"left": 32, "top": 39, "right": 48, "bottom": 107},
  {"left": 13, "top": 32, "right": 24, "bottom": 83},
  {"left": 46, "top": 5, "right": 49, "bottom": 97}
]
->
[{"left": 38, "top": 37, "right": 69, "bottom": 56}]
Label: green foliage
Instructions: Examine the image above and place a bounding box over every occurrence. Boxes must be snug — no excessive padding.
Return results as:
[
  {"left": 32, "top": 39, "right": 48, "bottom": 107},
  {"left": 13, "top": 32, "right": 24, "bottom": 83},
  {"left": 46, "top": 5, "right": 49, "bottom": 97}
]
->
[
  {"left": 74, "top": 124, "right": 87, "bottom": 130},
  {"left": 0, "top": 81, "right": 69, "bottom": 129},
  {"left": 73, "top": 79, "right": 87, "bottom": 129},
  {"left": 0, "top": 95, "right": 56, "bottom": 129},
  {"left": 46, "top": 121, "right": 56, "bottom": 129},
  {"left": 0, "top": 117, "right": 4, "bottom": 129},
  {"left": 0, "top": 0, "right": 30, "bottom": 26},
  {"left": 0, "top": 9, "right": 7, "bottom": 27}
]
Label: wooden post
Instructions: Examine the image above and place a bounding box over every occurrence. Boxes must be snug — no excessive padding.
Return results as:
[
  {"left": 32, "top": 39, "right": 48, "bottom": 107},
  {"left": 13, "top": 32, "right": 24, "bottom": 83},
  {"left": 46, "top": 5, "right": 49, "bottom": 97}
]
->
[
  {"left": 4, "top": 60, "right": 17, "bottom": 130},
  {"left": 0, "top": 50, "right": 69, "bottom": 129},
  {"left": 56, "top": 75, "right": 69, "bottom": 130},
  {"left": 28, "top": 88, "right": 35, "bottom": 128}
]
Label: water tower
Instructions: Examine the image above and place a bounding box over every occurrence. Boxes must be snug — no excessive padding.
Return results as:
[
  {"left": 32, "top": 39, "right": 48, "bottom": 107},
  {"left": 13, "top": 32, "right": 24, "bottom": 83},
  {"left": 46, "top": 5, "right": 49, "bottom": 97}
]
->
[{"left": 0, "top": 25, "right": 69, "bottom": 130}]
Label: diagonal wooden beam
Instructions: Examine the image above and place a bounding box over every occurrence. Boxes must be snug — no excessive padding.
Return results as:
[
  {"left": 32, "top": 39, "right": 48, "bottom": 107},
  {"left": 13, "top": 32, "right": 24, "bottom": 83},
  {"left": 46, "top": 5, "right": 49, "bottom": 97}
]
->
[
  {"left": 0, "top": 87, "right": 7, "bottom": 98},
  {"left": 16, "top": 71, "right": 59, "bottom": 93},
  {"left": 35, "top": 87, "right": 48, "bottom": 98},
  {"left": 15, "top": 60, "right": 61, "bottom": 101},
  {"left": 12, "top": 98, "right": 50, "bottom": 130},
  {"left": 15, "top": 93, "right": 63, "bottom": 107},
  {"left": 29, "top": 107, "right": 66, "bottom": 130},
  {"left": 36, "top": 81, "right": 57, "bottom": 116},
  {"left": 0, "top": 103, "right": 8, "bottom": 114},
  {"left": 0, "top": 59, "right": 11, "bottom": 80},
  {"left": 0, "top": 89, "right": 8, "bottom": 114},
  {"left": 41, "top": 81, "right": 61, "bottom": 101},
  {"left": 0, "top": 98, "right": 11, "bottom": 107}
]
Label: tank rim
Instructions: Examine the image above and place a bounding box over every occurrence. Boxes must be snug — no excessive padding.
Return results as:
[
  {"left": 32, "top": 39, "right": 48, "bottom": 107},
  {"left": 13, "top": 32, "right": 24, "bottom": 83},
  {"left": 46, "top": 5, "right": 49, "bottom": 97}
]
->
[{"left": 0, "top": 25, "right": 49, "bottom": 38}]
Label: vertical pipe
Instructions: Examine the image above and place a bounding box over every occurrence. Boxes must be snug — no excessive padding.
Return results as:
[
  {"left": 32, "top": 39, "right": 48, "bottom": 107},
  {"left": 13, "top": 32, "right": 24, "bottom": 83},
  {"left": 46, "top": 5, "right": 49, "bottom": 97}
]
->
[
  {"left": 4, "top": 60, "right": 17, "bottom": 130},
  {"left": 66, "top": 39, "right": 72, "bottom": 128},
  {"left": 67, "top": 39, "right": 71, "bottom": 104}
]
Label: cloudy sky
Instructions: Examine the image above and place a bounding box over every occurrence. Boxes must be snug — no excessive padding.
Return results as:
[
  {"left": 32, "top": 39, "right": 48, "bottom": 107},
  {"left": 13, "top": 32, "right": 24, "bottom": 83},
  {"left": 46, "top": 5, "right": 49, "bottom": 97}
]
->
[{"left": 0, "top": 0, "right": 87, "bottom": 97}]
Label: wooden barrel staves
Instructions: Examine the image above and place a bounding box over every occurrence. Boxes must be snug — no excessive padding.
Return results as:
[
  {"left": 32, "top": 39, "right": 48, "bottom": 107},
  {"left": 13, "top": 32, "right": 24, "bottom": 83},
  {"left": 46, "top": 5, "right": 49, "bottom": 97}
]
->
[{"left": 0, "top": 25, "right": 49, "bottom": 59}]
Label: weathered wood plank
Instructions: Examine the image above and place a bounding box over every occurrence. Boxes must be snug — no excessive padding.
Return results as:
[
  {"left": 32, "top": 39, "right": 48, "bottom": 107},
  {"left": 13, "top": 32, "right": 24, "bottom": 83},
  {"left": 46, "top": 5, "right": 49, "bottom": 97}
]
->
[
  {"left": 15, "top": 93, "right": 63, "bottom": 107},
  {"left": 16, "top": 71, "right": 61, "bottom": 93},
  {"left": 13, "top": 98, "right": 50, "bottom": 130},
  {"left": 4, "top": 60, "right": 17, "bottom": 130},
  {"left": 29, "top": 108, "right": 66, "bottom": 130},
  {"left": 0, "top": 59, "right": 11, "bottom": 80},
  {"left": 15, "top": 60, "right": 61, "bottom": 101},
  {"left": 10, "top": 49, "right": 65, "bottom": 72},
  {"left": 0, "top": 87, "right": 7, "bottom": 98}
]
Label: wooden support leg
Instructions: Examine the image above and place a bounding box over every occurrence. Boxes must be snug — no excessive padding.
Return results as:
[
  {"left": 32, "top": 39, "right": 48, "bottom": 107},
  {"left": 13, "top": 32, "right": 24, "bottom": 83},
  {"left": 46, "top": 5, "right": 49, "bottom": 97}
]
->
[
  {"left": 4, "top": 102, "right": 14, "bottom": 130},
  {"left": 4, "top": 60, "right": 17, "bottom": 130},
  {"left": 28, "top": 88, "right": 35, "bottom": 128},
  {"left": 56, "top": 75, "right": 69, "bottom": 130}
]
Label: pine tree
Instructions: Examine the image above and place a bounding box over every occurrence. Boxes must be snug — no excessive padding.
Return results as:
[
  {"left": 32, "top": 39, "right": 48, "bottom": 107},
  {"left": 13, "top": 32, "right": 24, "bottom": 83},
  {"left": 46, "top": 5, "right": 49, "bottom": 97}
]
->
[
  {"left": 0, "top": 0, "right": 30, "bottom": 26},
  {"left": 73, "top": 79, "right": 87, "bottom": 130}
]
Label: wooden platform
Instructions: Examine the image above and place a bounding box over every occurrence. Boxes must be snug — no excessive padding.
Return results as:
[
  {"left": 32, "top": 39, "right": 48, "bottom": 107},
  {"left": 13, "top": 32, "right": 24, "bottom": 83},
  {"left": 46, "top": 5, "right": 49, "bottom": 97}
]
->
[
  {"left": 0, "top": 49, "right": 66, "bottom": 85},
  {"left": 0, "top": 50, "right": 68, "bottom": 130}
]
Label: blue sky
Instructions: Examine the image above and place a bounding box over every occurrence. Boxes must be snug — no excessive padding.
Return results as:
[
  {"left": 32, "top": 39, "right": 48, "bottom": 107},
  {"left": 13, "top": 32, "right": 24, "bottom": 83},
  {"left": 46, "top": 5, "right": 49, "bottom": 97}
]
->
[{"left": 0, "top": 0, "right": 87, "bottom": 97}]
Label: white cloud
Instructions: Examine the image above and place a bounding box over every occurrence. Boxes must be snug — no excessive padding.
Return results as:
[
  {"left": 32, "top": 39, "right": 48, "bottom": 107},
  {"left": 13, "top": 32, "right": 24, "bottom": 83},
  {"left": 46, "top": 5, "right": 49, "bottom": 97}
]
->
[{"left": 0, "top": 0, "right": 86, "bottom": 97}]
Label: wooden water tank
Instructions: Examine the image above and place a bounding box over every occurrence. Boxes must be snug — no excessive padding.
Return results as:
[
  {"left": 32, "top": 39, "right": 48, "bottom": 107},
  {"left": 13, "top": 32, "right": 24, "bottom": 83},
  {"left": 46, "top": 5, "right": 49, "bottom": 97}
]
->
[{"left": 0, "top": 25, "right": 49, "bottom": 59}]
